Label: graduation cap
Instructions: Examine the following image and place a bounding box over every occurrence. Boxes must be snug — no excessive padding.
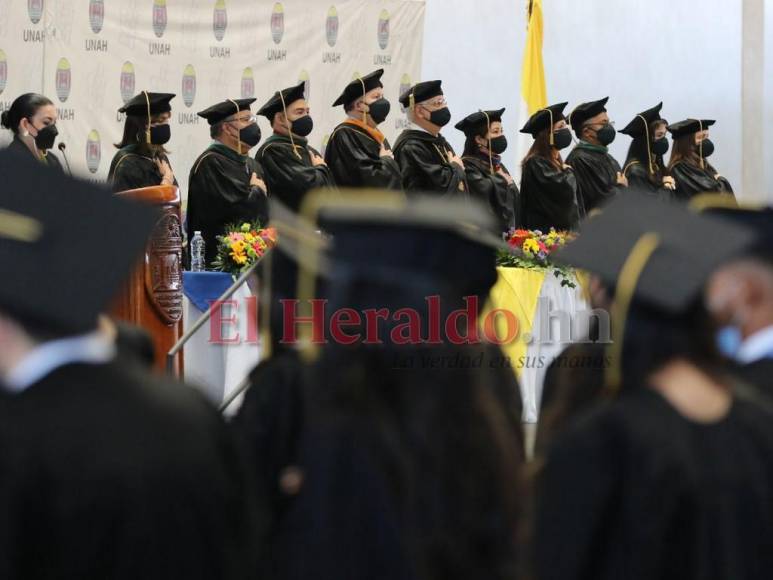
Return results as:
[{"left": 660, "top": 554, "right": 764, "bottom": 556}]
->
[
  {"left": 0, "top": 149, "right": 157, "bottom": 335},
  {"left": 519, "top": 102, "right": 567, "bottom": 136},
  {"left": 332, "top": 69, "right": 384, "bottom": 107},
  {"left": 118, "top": 91, "right": 175, "bottom": 116},
  {"left": 620, "top": 102, "right": 664, "bottom": 137},
  {"left": 398, "top": 80, "right": 443, "bottom": 109},
  {"left": 555, "top": 192, "right": 756, "bottom": 390},
  {"left": 697, "top": 204, "right": 773, "bottom": 264},
  {"left": 257, "top": 82, "right": 307, "bottom": 121},
  {"left": 454, "top": 108, "right": 505, "bottom": 136},
  {"left": 667, "top": 118, "right": 715, "bottom": 138},
  {"left": 197, "top": 98, "right": 256, "bottom": 125},
  {"left": 568, "top": 96, "right": 609, "bottom": 134}
]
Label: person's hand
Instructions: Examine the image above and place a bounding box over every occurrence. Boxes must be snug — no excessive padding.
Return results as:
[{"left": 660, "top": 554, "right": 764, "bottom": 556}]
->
[
  {"left": 250, "top": 172, "right": 267, "bottom": 193},
  {"left": 447, "top": 151, "right": 464, "bottom": 169},
  {"left": 562, "top": 163, "right": 573, "bottom": 171},
  {"left": 312, "top": 153, "right": 326, "bottom": 167},
  {"left": 714, "top": 173, "right": 722, "bottom": 181},
  {"left": 662, "top": 176, "right": 676, "bottom": 190},
  {"left": 156, "top": 159, "right": 175, "bottom": 184},
  {"left": 616, "top": 171, "right": 628, "bottom": 187},
  {"left": 379, "top": 145, "right": 394, "bottom": 159}
]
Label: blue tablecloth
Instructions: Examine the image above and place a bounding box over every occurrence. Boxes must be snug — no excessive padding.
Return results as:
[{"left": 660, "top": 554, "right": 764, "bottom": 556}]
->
[{"left": 182, "top": 271, "right": 234, "bottom": 312}]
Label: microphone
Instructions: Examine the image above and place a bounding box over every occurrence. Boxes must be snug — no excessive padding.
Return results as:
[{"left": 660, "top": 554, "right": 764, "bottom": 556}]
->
[{"left": 57, "top": 142, "right": 73, "bottom": 176}]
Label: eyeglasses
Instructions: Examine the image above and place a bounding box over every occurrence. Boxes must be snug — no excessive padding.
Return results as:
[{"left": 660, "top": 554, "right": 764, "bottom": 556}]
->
[
  {"left": 582, "top": 120, "right": 615, "bottom": 129},
  {"left": 420, "top": 98, "right": 447, "bottom": 109},
  {"left": 227, "top": 114, "right": 258, "bottom": 124}
]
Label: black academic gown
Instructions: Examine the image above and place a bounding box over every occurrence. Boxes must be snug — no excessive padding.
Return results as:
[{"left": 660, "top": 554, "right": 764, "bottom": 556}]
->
[
  {"left": 392, "top": 129, "right": 468, "bottom": 196},
  {"left": 534, "top": 386, "right": 773, "bottom": 580},
  {"left": 324, "top": 121, "right": 402, "bottom": 190},
  {"left": 6, "top": 136, "right": 64, "bottom": 172},
  {"left": 256, "top": 133, "right": 335, "bottom": 213},
  {"left": 565, "top": 142, "right": 622, "bottom": 214},
  {"left": 187, "top": 142, "right": 269, "bottom": 267},
  {"left": 623, "top": 160, "right": 673, "bottom": 201},
  {"left": 0, "top": 361, "right": 259, "bottom": 580},
  {"left": 462, "top": 153, "right": 519, "bottom": 232},
  {"left": 670, "top": 160, "right": 734, "bottom": 202},
  {"left": 732, "top": 359, "right": 773, "bottom": 404},
  {"left": 108, "top": 145, "right": 176, "bottom": 193},
  {"left": 519, "top": 156, "right": 580, "bottom": 231}
]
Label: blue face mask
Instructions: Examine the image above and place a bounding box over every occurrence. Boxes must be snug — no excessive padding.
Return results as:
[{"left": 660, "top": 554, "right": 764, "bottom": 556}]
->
[{"left": 716, "top": 325, "right": 743, "bottom": 360}]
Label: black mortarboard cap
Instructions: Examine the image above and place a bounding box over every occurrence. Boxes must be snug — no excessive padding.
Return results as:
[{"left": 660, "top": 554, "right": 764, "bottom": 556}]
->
[
  {"left": 197, "top": 98, "right": 256, "bottom": 125},
  {"left": 332, "top": 69, "right": 384, "bottom": 107},
  {"left": 257, "top": 82, "right": 307, "bottom": 121},
  {"left": 519, "top": 102, "right": 568, "bottom": 136},
  {"left": 667, "top": 118, "right": 716, "bottom": 138},
  {"left": 620, "top": 102, "right": 664, "bottom": 137},
  {"left": 118, "top": 91, "right": 175, "bottom": 116},
  {"left": 454, "top": 108, "right": 505, "bottom": 136},
  {"left": 398, "top": 80, "right": 443, "bottom": 108},
  {"left": 556, "top": 192, "right": 756, "bottom": 313},
  {"left": 699, "top": 205, "right": 773, "bottom": 264},
  {"left": 569, "top": 96, "right": 609, "bottom": 134},
  {"left": 0, "top": 149, "right": 157, "bottom": 334}
]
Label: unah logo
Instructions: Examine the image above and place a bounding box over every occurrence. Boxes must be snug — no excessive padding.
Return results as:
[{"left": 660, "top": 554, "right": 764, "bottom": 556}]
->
[
  {"left": 182, "top": 64, "right": 196, "bottom": 107},
  {"left": 86, "top": 130, "right": 101, "bottom": 174},
  {"left": 28, "top": 0, "right": 44, "bottom": 25},
  {"left": 0, "top": 50, "right": 7, "bottom": 96},
  {"left": 377, "top": 9, "right": 389, "bottom": 50},
  {"left": 298, "top": 70, "right": 310, "bottom": 101},
  {"left": 213, "top": 0, "right": 227, "bottom": 42},
  {"left": 325, "top": 5, "right": 338, "bottom": 48},
  {"left": 55, "top": 58, "right": 71, "bottom": 103},
  {"left": 270, "top": 2, "right": 284, "bottom": 45},
  {"left": 399, "top": 73, "right": 411, "bottom": 112},
  {"left": 152, "top": 0, "right": 168, "bottom": 38},
  {"left": 120, "top": 61, "right": 135, "bottom": 104},
  {"left": 89, "top": 0, "right": 105, "bottom": 34},
  {"left": 241, "top": 67, "right": 254, "bottom": 98}
]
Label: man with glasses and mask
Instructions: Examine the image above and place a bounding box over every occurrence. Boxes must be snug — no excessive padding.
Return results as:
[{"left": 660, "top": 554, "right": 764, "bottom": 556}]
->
[
  {"left": 392, "top": 80, "right": 467, "bottom": 196},
  {"left": 324, "top": 69, "right": 402, "bottom": 190},
  {"left": 566, "top": 97, "right": 627, "bottom": 215},
  {"left": 186, "top": 98, "right": 268, "bottom": 268},
  {"left": 256, "top": 82, "right": 334, "bottom": 213}
]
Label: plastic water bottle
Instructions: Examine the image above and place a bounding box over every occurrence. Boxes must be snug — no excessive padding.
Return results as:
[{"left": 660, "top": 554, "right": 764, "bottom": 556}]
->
[{"left": 191, "top": 231, "right": 205, "bottom": 272}]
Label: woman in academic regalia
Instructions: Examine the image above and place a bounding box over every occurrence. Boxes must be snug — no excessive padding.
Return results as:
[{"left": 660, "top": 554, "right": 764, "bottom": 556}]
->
[
  {"left": 1, "top": 93, "right": 63, "bottom": 171},
  {"left": 620, "top": 102, "right": 676, "bottom": 200},
  {"left": 519, "top": 103, "right": 580, "bottom": 231},
  {"left": 456, "top": 108, "right": 519, "bottom": 233},
  {"left": 108, "top": 91, "right": 177, "bottom": 192},
  {"left": 533, "top": 195, "right": 773, "bottom": 580},
  {"left": 667, "top": 118, "right": 733, "bottom": 201}
]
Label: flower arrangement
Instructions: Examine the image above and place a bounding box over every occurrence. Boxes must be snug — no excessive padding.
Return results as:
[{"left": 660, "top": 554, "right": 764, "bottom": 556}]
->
[
  {"left": 497, "top": 228, "right": 576, "bottom": 287},
  {"left": 212, "top": 221, "right": 278, "bottom": 275}
]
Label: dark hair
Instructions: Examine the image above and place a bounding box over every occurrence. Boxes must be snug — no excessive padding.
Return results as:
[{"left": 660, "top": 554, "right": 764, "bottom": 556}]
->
[
  {"left": 0, "top": 93, "right": 54, "bottom": 135},
  {"left": 114, "top": 113, "right": 169, "bottom": 157},
  {"left": 210, "top": 120, "right": 225, "bottom": 140},
  {"left": 668, "top": 133, "right": 701, "bottom": 171},
  {"left": 624, "top": 120, "right": 668, "bottom": 187},
  {"left": 521, "top": 128, "right": 562, "bottom": 170},
  {"left": 344, "top": 100, "right": 357, "bottom": 114}
]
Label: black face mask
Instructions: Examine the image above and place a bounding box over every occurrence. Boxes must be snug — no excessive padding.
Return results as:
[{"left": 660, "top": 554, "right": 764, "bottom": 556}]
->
[
  {"left": 652, "top": 137, "right": 669, "bottom": 156},
  {"left": 366, "top": 98, "right": 391, "bottom": 125},
  {"left": 552, "top": 127, "right": 572, "bottom": 150},
  {"left": 428, "top": 107, "right": 451, "bottom": 128},
  {"left": 149, "top": 124, "right": 171, "bottom": 145},
  {"left": 488, "top": 135, "right": 508, "bottom": 155},
  {"left": 698, "top": 138, "right": 714, "bottom": 158},
  {"left": 291, "top": 115, "right": 314, "bottom": 137},
  {"left": 31, "top": 123, "right": 58, "bottom": 150},
  {"left": 238, "top": 123, "right": 262, "bottom": 148},
  {"left": 594, "top": 124, "right": 616, "bottom": 146}
]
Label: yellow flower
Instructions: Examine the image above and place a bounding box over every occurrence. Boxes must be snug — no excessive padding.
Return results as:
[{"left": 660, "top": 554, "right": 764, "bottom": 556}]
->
[{"left": 522, "top": 238, "right": 540, "bottom": 255}]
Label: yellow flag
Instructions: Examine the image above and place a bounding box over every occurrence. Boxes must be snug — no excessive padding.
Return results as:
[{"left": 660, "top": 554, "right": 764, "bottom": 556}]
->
[{"left": 521, "top": 0, "right": 547, "bottom": 114}]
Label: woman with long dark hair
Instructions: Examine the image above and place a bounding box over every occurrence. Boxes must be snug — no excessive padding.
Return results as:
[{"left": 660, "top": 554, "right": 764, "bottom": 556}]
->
[
  {"left": 620, "top": 102, "right": 675, "bottom": 199},
  {"left": 1, "top": 93, "right": 62, "bottom": 170},
  {"left": 667, "top": 118, "right": 733, "bottom": 201},
  {"left": 519, "top": 103, "right": 580, "bottom": 231},
  {"left": 455, "top": 108, "right": 519, "bottom": 232},
  {"left": 533, "top": 195, "right": 773, "bottom": 580},
  {"left": 108, "top": 91, "right": 177, "bottom": 192}
]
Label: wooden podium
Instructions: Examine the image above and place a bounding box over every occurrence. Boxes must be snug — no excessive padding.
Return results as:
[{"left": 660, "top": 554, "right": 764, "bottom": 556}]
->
[{"left": 111, "top": 184, "right": 184, "bottom": 375}]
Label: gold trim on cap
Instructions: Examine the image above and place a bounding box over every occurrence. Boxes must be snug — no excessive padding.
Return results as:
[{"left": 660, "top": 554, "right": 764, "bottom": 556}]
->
[
  {"left": 279, "top": 89, "right": 302, "bottom": 160},
  {"left": 0, "top": 208, "right": 43, "bottom": 243},
  {"left": 144, "top": 90, "right": 152, "bottom": 144},
  {"left": 227, "top": 98, "right": 243, "bottom": 155}
]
